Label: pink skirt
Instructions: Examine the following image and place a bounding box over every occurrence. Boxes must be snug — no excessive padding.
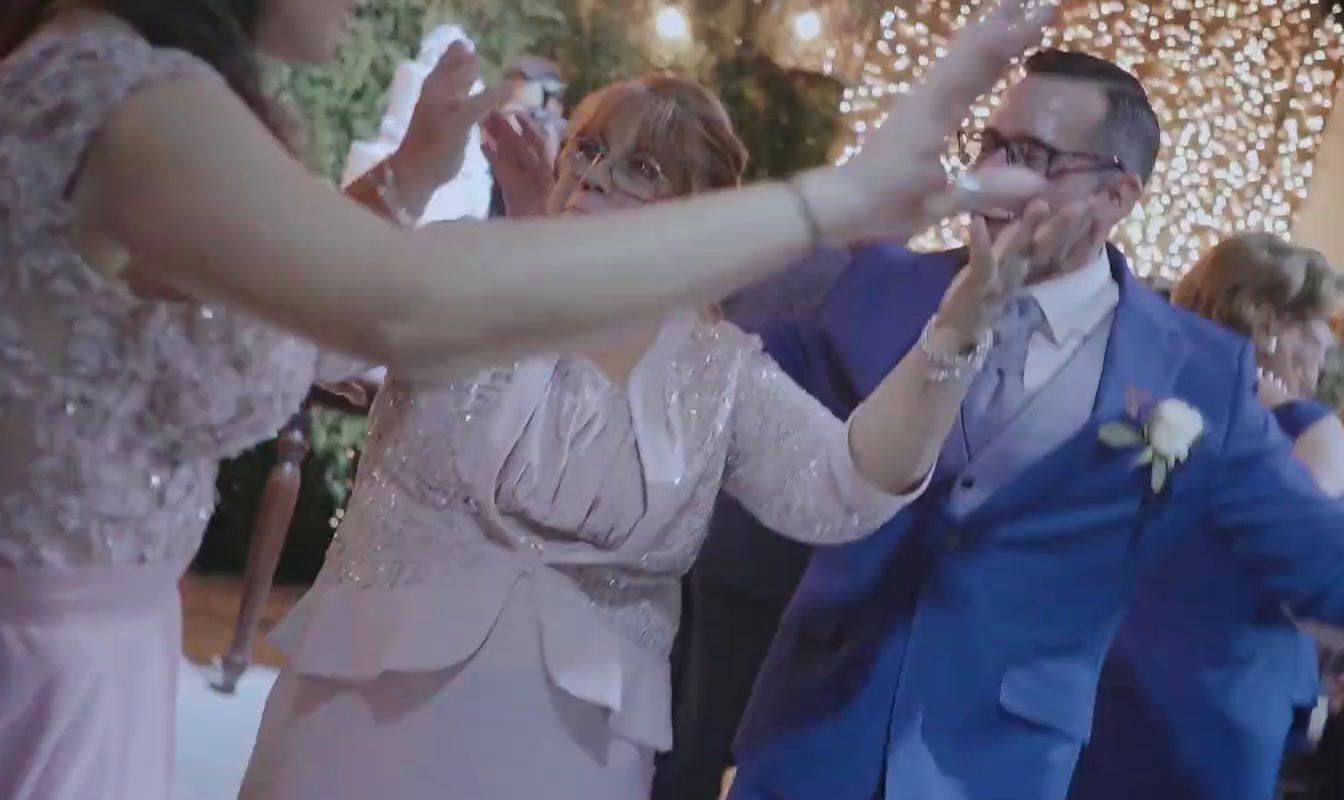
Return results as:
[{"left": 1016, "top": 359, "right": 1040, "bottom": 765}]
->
[
  {"left": 0, "top": 559, "right": 186, "bottom": 800},
  {"left": 241, "top": 577, "right": 655, "bottom": 800}
]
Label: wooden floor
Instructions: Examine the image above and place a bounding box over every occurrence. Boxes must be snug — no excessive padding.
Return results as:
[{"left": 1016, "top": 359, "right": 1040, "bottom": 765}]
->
[
  {"left": 174, "top": 573, "right": 739, "bottom": 800},
  {"left": 179, "top": 573, "right": 304, "bottom": 668}
]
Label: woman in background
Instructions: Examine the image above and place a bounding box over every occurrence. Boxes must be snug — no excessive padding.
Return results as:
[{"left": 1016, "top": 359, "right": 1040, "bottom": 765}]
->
[
  {"left": 0, "top": 0, "right": 1056, "bottom": 798},
  {"left": 1304, "top": 310, "right": 1344, "bottom": 800},
  {"left": 237, "top": 70, "right": 1059, "bottom": 800},
  {"left": 1070, "top": 232, "right": 1344, "bottom": 800},
  {"left": 487, "top": 53, "right": 567, "bottom": 218}
]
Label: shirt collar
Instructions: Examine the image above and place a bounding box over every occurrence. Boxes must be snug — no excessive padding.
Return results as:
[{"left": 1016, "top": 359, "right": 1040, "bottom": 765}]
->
[{"left": 1024, "top": 247, "right": 1117, "bottom": 343}]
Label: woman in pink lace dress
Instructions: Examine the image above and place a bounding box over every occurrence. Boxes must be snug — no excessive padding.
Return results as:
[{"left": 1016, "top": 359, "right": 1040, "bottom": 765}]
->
[
  {"left": 0, "top": 0, "right": 1053, "bottom": 797},
  {"left": 238, "top": 73, "right": 1049, "bottom": 800}
]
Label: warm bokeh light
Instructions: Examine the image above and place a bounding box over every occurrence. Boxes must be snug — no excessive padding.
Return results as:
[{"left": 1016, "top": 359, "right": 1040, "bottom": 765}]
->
[
  {"left": 655, "top": 6, "right": 692, "bottom": 41},
  {"left": 840, "top": 0, "right": 1344, "bottom": 280}
]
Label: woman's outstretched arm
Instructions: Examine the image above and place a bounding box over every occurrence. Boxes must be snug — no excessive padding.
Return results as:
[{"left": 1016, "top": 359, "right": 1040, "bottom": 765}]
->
[{"left": 78, "top": 0, "right": 1056, "bottom": 372}]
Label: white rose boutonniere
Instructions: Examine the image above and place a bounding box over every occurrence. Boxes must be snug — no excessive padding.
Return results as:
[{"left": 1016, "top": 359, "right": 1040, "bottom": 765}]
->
[{"left": 1099, "top": 397, "right": 1205, "bottom": 493}]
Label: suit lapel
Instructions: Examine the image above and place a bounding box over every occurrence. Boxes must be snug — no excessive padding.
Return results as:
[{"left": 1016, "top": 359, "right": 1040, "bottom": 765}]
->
[{"left": 966, "top": 247, "right": 1188, "bottom": 520}]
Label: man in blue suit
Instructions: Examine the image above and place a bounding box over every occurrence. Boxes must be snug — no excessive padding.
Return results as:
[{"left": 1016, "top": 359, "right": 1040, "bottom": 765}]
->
[
  {"left": 728, "top": 49, "right": 1344, "bottom": 800},
  {"left": 1066, "top": 403, "right": 1337, "bottom": 800}
]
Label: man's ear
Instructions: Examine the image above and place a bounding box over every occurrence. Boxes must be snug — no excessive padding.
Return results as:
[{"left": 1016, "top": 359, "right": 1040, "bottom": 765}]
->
[{"left": 1105, "top": 171, "right": 1142, "bottom": 220}]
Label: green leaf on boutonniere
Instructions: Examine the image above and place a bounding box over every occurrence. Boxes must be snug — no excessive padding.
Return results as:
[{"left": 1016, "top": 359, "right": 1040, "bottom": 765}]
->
[
  {"left": 1134, "top": 447, "right": 1155, "bottom": 467},
  {"left": 1099, "top": 422, "right": 1144, "bottom": 448},
  {"left": 1151, "top": 457, "right": 1170, "bottom": 493}
]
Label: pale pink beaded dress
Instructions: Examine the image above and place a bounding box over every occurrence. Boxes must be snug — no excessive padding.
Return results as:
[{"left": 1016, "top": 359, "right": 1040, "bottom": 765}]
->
[
  {"left": 0, "top": 28, "right": 325, "bottom": 800},
  {"left": 240, "top": 311, "right": 923, "bottom": 800}
]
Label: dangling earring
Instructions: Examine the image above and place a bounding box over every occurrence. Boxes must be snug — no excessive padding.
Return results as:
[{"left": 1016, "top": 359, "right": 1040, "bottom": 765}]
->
[{"left": 1264, "top": 335, "right": 1279, "bottom": 356}]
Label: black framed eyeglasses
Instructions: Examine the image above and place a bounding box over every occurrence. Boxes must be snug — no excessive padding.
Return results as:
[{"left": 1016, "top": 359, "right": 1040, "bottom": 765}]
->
[
  {"left": 557, "top": 136, "right": 670, "bottom": 201},
  {"left": 957, "top": 127, "right": 1126, "bottom": 179}
]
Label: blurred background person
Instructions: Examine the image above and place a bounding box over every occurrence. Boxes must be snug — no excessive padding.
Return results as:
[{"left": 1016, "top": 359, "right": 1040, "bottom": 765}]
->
[{"left": 488, "top": 53, "right": 568, "bottom": 218}]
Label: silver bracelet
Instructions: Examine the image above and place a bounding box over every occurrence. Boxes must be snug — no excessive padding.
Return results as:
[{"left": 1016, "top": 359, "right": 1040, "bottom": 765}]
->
[
  {"left": 919, "top": 318, "right": 992, "bottom": 382},
  {"left": 786, "top": 177, "right": 823, "bottom": 252},
  {"left": 376, "top": 160, "right": 420, "bottom": 229}
]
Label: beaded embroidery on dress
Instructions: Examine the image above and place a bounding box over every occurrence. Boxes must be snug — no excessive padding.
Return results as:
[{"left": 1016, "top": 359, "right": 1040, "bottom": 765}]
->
[
  {"left": 0, "top": 29, "right": 320, "bottom": 568},
  {"left": 270, "top": 314, "right": 911, "bottom": 752}
]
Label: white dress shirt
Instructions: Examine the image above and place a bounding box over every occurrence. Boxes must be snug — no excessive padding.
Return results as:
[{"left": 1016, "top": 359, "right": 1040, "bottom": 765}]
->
[{"left": 1021, "top": 249, "right": 1120, "bottom": 392}]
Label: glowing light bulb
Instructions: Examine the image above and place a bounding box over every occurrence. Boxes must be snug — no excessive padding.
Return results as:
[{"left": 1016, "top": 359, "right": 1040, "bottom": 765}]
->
[
  {"left": 794, "top": 10, "right": 824, "bottom": 42},
  {"left": 655, "top": 6, "right": 690, "bottom": 40}
]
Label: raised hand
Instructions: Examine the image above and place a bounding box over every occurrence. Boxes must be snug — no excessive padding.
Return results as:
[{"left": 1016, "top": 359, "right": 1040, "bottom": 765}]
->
[
  {"left": 935, "top": 201, "right": 1044, "bottom": 344},
  {"left": 837, "top": 0, "right": 1059, "bottom": 243},
  {"left": 481, "top": 111, "right": 555, "bottom": 218},
  {"left": 935, "top": 197, "right": 1096, "bottom": 344},
  {"left": 393, "top": 41, "right": 515, "bottom": 195},
  {"left": 1256, "top": 370, "right": 1296, "bottom": 408}
]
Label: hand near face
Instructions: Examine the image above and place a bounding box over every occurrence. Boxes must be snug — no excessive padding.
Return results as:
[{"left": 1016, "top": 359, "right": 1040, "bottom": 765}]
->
[
  {"left": 395, "top": 42, "right": 515, "bottom": 191},
  {"left": 839, "top": 0, "right": 1060, "bottom": 242},
  {"left": 935, "top": 198, "right": 1096, "bottom": 345},
  {"left": 934, "top": 200, "right": 1043, "bottom": 344},
  {"left": 481, "top": 111, "right": 555, "bottom": 219}
]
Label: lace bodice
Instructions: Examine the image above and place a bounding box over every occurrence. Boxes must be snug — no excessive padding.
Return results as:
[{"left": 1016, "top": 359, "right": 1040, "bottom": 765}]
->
[
  {"left": 315, "top": 317, "right": 909, "bottom": 652},
  {"left": 0, "top": 29, "right": 320, "bottom": 567}
]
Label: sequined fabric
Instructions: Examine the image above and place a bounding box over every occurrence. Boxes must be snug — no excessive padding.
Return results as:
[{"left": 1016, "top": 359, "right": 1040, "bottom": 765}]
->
[
  {"left": 309, "top": 316, "right": 909, "bottom": 662},
  {"left": 0, "top": 29, "right": 320, "bottom": 567}
]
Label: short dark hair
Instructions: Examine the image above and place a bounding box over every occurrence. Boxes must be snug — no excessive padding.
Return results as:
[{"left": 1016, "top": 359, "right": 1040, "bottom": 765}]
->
[{"left": 1024, "top": 49, "right": 1161, "bottom": 184}]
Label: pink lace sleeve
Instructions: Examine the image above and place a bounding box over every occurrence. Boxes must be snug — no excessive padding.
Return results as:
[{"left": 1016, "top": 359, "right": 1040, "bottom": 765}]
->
[
  {"left": 1, "top": 28, "right": 318, "bottom": 463},
  {"left": 4, "top": 29, "right": 218, "bottom": 194},
  {"left": 721, "top": 330, "right": 919, "bottom": 544}
]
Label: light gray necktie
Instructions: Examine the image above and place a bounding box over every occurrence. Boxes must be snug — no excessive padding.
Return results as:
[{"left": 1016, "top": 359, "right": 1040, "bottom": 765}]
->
[{"left": 961, "top": 295, "right": 1046, "bottom": 455}]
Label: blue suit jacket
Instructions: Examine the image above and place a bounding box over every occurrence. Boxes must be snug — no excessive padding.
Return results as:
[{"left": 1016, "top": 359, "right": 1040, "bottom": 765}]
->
[
  {"left": 1068, "top": 399, "right": 1338, "bottom": 800},
  {"left": 728, "top": 244, "right": 1344, "bottom": 800}
]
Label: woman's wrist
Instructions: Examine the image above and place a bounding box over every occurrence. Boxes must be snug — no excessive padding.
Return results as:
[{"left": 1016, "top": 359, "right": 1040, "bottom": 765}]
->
[
  {"left": 383, "top": 148, "right": 442, "bottom": 220},
  {"left": 920, "top": 316, "right": 992, "bottom": 382},
  {"left": 928, "top": 299, "right": 995, "bottom": 351},
  {"left": 790, "top": 166, "right": 877, "bottom": 249}
]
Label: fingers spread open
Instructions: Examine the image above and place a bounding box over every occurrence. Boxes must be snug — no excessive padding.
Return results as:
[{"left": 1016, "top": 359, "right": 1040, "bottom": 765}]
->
[{"left": 900, "top": 1, "right": 1058, "bottom": 146}]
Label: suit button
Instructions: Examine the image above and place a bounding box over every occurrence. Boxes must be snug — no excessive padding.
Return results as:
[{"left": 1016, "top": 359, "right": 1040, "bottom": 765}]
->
[{"left": 946, "top": 529, "right": 963, "bottom": 549}]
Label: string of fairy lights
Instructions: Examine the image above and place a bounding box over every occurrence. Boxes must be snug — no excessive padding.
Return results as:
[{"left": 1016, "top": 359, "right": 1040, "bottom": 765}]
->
[{"left": 839, "top": 0, "right": 1344, "bottom": 279}]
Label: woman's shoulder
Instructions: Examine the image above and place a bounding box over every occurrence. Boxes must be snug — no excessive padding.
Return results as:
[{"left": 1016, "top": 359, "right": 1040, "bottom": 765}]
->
[
  {"left": 689, "top": 315, "right": 764, "bottom": 354},
  {"left": 6, "top": 19, "right": 215, "bottom": 82},
  {"left": 670, "top": 318, "right": 773, "bottom": 403},
  {"left": 2, "top": 22, "right": 217, "bottom": 144}
]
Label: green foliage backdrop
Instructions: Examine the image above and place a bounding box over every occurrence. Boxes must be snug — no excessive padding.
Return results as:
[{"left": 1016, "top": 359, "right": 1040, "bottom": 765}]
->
[
  {"left": 272, "top": 0, "right": 428, "bottom": 181},
  {"left": 271, "top": 0, "right": 848, "bottom": 185}
]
